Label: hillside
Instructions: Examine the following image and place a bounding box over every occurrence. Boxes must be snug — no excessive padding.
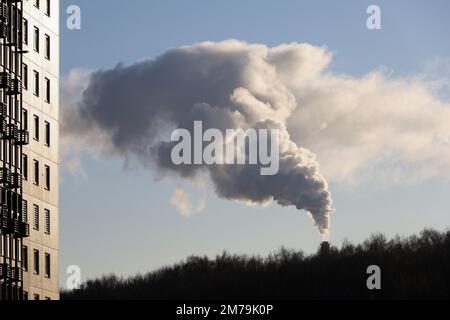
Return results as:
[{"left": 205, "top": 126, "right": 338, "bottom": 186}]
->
[{"left": 61, "top": 229, "right": 450, "bottom": 300}]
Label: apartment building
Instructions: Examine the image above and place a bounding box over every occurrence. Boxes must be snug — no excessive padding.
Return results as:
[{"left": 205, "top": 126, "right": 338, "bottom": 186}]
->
[{"left": 0, "top": 0, "right": 59, "bottom": 300}]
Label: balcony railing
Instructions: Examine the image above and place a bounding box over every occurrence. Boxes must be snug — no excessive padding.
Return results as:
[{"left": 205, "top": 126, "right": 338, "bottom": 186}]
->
[
  {"left": 0, "top": 72, "right": 11, "bottom": 89},
  {"left": 15, "top": 129, "right": 29, "bottom": 146},
  {"left": 0, "top": 23, "right": 7, "bottom": 39},
  {"left": 0, "top": 118, "right": 6, "bottom": 135},
  {"left": 0, "top": 264, "right": 12, "bottom": 280},
  {"left": 17, "top": 222, "right": 29, "bottom": 238},
  {"left": 7, "top": 219, "right": 20, "bottom": 234},
  {"left": 0, "top": 168, "right": 11, "bottom": 185},
  {"left": 0, "top": 4, "right": 8, "bottom": 24},
  {"left": 3, "top": 124, "right": 17, "bottom": 141},
  {"left": 0, "top": 265, "right": 23, "bottom": 282},
  {"left": 9, "top": 173, "right": 22, "bottom": 189},
  {"left": 11, "top": 267, "right": 23, "bottom": 282},
  {"left": 8, "top": 79, "right": 22, "bottom": 95},
  {"left": 0, "top": 205, "right": 8, "bottom": 230},
  {"left": 0, "top": 102, "right": 7, "bottom": 117}
]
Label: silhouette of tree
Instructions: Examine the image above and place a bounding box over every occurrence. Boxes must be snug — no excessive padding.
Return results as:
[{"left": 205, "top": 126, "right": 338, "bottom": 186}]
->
[{"left": 61, "top": 229, "right": 450, "bottom": 300}]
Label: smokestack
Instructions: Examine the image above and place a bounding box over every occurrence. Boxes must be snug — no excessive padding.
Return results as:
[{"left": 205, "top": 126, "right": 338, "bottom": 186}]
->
[{"left": 320, "top": 241, "right": 330, "bottom": 255}]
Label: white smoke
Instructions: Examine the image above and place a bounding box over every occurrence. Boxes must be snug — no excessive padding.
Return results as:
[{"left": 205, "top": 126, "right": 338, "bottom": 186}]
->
[
  {"left": 62, "top": 40, "right": 334, "bottom": 238},
  {"left": 170, "top": 187, "right": 194, "bottom": 217},
  {"left": 61, "top": 40, "right": 450, "bottom": 239}
]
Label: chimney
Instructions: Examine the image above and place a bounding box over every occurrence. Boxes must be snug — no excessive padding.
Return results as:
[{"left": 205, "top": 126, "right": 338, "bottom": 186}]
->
[{"left": 320, "top": 241, "right": 330, "bottom": 255}]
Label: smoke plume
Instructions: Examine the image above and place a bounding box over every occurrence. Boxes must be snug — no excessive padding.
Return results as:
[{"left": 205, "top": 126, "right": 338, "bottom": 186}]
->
[
  {"left": 63, "top": 40, "right": 334, "bottom": 238},
  {"left": 62, "top": 40, "right": 450, "bottom": 239}
]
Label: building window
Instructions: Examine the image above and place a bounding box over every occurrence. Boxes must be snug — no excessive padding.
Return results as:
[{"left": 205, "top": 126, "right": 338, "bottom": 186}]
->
[
  {"left": 33, "top": 204, "right": 39, "bottom": 230},
  {"left": 34, "top": 26, "right": 39, "bottom": 52},
  {"left": 45, "top": 165, "right": 50, "bottom": 190},
  {"left": 22, "top": 199, "right": 28, "bottom": 223},
  {"left": 23, "top": 108, "right": 28, "bottom": 130},
  {"left": 23, "top": 154, "right": 28, "bottom": 180},
  {"left": 34, "top": 160, "right": 40, "bottom": 185},
  {"left": 22, "top": 246, "right": 29, "bottom": 271},
  {"left": 45, "top": 34, "right": 50, "bottom": 60},
  {"left": 33, "top": 249, "right": 40, "bottom": 275},
  {"left": 23, "top": 19, "right": 28, "bottom": 45},
  {"left": 22, "top": 63, "right": 28, "bottom": 90},
  {"left": 44, "top": 78, "right": 50, "bottom": 103},
  {"left": 45, "top": 253, "right": 51, "bottom": 278},
  {"left": 34, "top": 114, "right": 39, "bottom": 140},
  {"left": 45, "top": 121, "right": 50, "bottom": 146},
  {"left": 44, "top": 209, "right": 50, "bottom": 234},
  {"left": 34, "top": 70, "right": 39, "bottom": 96},
  {"left": 45, "top": 0, "right": 51, "bottom": 16}
]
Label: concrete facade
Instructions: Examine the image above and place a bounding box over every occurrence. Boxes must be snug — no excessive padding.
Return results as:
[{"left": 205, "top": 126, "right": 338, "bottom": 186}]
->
[{"left": 21, "top": 0, "right": 59, "bottom": 300}]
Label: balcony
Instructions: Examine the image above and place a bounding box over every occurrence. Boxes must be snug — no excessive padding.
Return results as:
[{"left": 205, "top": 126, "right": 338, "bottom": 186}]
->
[
  {"left": 0, "top": 264, "right": 12, "bottom": 280},
  {"left": 10, "top": 267, "right": 23, "bottom": 283},
  {"left": 15, "top": 129, "right": 29, "bottom": 146},
  {"left": 17, "top": 222, "right": 29, "bottom": 238},
  {"left": 0, "top": 203, "right": 8, "bottom": 216},
  {"left": 9, "top": 173, "right": 22, "bottom": 189},
  {"left": 0, "top": 168, "right": 11, "bottom": 185},
  {"left": 0, "top": 72, "right": 11, "bottom": 89},
  {"left": 0, "top": 22, "right": 7, "bottom": 39},
  {"left": 0, "top": 205, "right": 8, "bottom": 230},
  {"left": 3, "top": 124, "right": 17, "bottom": 141},
  {"left": 0, "top": 265, "right": 22, "bottom": 282},
  {"left": 7, "top": 219, "right": 20, "bottom": 234},
  {"left": 0, "top": 102, "right": 6, "bottom": 117},
  {"left": 0, "top": 118, "right": 6, "bottom": 134},
  {"left": 8, "top": 79, "right": 22, "bottom": 95},
  {"left": 0, "top": 4, "right": 8, "bottom": 24}
]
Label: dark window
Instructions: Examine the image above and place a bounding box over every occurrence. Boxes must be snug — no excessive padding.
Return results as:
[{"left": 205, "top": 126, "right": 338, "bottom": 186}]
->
[
  {"left": 45, "top": 253, "right": 51, "bottom": 278},
  {"left": 23, "top": 154, "right": 28, "bottom": 180},
  {"left": 34, "top": 71, "right": 39, "bottom": 96},
  {"left": 34, "top": 115, "right": 39, "bottom": 140},
  {"left": 45, "top": 34, "right": 50, "bottom": 59},
  {"left": 45, "top": 165, "right": 50, "bottom": 190},
  {"left": 23, "top": 19, "right": 28, "bottom": 45},
  {"left": 22, "top": 246, "right": 29, "bottom": 271},
  {"left": 34, "top": 160, "right": 39, "bottom": 185},
  {"left": 34, "top": 27, "right": 39, "bottom": 52},
  {"left": 45, "top": 0, "right": 50, "bottom": 16},
  {"left": 45, "top": 78, "right": 50, "bottom": 103},
  {"left": 35, "top": 0, "right": 40, "bottom": 9},
  {"left": 23, "top": 109, "right": 28, "bottom": 130},
  {"left": 45, "top": 121, "right": 50, "bottom": 146},
  {"left": 23, "top": 63, "right": 28, "bottom": 90},
  {"left": 33, "top": 249, "right": 40, "bottom": 274}
]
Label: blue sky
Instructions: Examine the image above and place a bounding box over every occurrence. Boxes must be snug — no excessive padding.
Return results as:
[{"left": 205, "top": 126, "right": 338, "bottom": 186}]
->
[{"left": 59, "top": 0, "right": 450, "bottom": 283}]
